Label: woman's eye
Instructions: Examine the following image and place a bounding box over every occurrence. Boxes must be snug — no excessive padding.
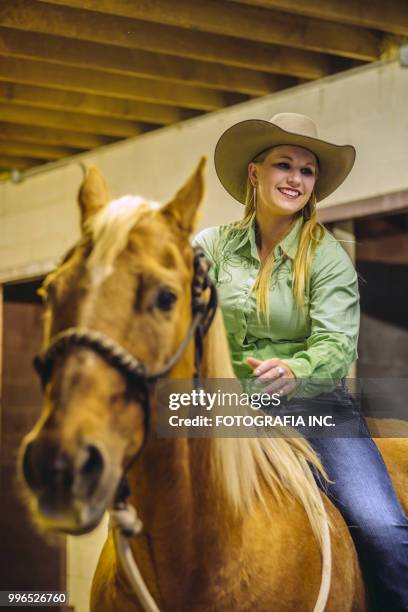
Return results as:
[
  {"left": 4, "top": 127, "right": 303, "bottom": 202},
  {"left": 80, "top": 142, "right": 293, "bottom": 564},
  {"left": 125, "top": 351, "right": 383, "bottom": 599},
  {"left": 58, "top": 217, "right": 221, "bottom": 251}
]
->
[
  {"left": 156, "top": 289, "right": 177, "bottom": 311},
  {"left": 276, "top": 162, "right": 289, "bottom": 169},
  {"left": 302, "top": 168, "right": 314, "bottom": 176}
]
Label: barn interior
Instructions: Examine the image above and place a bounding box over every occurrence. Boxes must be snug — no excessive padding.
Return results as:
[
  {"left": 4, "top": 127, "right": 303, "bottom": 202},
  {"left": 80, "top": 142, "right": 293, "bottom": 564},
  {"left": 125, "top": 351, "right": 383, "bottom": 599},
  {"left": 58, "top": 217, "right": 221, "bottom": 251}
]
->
[{"left": 1, "top": 2, "right": 408, "bottom": 611}]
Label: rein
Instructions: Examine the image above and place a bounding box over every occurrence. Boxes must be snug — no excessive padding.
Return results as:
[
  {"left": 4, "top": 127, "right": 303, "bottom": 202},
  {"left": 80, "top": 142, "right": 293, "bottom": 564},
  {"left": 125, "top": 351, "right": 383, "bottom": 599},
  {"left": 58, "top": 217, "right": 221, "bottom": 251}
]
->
[{"left": 33, "top": 246, "right": 217, "bottom": 612}]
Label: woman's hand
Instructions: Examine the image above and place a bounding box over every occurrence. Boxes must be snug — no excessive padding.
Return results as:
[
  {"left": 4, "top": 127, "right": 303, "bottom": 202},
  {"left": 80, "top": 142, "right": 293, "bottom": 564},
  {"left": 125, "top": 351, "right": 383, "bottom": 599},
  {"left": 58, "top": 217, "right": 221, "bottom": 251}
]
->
[{"left": 246, "top": 357, "right": 297, "bottom": 397}]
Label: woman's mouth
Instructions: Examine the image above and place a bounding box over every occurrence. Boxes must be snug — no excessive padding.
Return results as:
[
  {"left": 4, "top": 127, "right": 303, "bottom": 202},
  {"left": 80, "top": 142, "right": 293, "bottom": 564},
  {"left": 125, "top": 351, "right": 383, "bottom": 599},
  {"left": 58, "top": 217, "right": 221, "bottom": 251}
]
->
[{"left": 278, "top": 188, "right": 302, "bottom": 199}]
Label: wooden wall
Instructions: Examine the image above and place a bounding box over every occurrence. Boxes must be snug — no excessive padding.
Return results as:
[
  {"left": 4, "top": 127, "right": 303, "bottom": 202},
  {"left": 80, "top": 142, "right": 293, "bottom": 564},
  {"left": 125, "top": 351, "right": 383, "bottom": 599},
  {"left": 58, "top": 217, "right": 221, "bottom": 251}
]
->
[
  {"left": 356, "top": 212, "right": 408, "bottom": 377},
  {"left": 356, "top": 213, "right": 408, "bottom": 426},
  {"left": 0, "top": 284, "right": 67, "bottom": 610}
]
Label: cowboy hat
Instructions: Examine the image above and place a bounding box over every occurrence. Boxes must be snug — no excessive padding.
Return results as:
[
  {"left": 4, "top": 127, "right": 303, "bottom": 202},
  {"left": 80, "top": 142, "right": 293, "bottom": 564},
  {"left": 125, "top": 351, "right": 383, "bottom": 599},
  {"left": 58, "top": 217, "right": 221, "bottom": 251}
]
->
[{"left": 214, "top": 112, "right": 356, "bottom": 204}]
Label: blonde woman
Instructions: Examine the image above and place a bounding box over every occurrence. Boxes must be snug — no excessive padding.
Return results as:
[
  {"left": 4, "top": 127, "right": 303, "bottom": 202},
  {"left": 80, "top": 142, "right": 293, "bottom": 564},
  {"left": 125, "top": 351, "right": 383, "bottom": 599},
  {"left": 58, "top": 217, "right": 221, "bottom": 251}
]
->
[{"left": 194, "top": 113, "right": 408, "bottom": 611}]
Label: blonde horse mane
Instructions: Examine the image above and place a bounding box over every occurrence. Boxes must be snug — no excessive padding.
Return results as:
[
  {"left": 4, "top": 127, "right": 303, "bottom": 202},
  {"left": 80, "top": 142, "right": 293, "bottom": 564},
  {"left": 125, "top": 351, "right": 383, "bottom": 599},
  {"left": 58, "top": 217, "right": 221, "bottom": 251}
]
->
[{"left": 204, "top": 310, "right": 330, "bottom": 552}]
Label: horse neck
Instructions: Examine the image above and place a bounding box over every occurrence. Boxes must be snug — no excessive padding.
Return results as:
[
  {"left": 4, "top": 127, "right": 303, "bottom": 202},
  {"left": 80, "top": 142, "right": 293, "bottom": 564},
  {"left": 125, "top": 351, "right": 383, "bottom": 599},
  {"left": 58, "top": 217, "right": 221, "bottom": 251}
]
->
[{"left": 126, "top": 311, "right": 237, "bottom": 602}]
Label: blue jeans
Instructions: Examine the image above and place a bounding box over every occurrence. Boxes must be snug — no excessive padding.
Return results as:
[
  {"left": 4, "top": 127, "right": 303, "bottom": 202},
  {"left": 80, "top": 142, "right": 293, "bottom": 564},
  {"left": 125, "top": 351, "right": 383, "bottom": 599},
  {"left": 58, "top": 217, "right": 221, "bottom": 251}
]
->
[
  {"left": 264, "top": 385, "right": 408, "bottom": 610},
  {"left": 309, "top": 434, "right": 408, "bottom": 611}
]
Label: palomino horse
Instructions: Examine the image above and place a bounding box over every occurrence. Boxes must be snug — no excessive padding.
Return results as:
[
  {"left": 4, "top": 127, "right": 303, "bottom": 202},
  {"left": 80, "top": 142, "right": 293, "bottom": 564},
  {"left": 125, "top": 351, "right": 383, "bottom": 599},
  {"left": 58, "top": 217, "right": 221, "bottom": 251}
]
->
[{"left": 19, "top": 160, "right": 407, "bottom": 611}]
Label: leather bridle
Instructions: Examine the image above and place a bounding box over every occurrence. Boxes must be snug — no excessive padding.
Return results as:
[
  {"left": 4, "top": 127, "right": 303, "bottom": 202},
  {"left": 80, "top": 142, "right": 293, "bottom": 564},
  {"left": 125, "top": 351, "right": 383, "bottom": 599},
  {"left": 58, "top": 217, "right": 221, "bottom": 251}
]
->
[{"left": 33, "top": 245, "right": 217, "bottom": 471}]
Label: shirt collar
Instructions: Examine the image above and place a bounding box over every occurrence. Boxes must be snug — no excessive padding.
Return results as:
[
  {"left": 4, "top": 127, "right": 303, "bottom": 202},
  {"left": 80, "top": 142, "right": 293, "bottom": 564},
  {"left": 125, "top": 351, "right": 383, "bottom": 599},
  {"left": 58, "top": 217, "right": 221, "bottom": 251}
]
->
[
  {"left": 278, "top": 216, "right": 304, "bottom": 259},
  {"left": 237, "top": 216, "right": 304, "bottom": 261}
]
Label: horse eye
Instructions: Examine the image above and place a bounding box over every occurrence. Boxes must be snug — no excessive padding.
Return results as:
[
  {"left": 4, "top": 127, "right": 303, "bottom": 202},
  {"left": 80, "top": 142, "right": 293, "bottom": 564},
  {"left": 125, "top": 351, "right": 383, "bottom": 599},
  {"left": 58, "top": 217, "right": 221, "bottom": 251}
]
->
[{"left": 156, "top": 289, "right": 177, "bottom": 311}]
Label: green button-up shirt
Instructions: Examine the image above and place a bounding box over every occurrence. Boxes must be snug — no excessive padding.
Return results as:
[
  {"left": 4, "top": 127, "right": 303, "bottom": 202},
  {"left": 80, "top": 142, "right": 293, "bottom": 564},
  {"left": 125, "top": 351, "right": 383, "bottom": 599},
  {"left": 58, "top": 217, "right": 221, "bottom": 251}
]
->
[{"left": 194, "top": 217, "right": 359, "bottom": 385}]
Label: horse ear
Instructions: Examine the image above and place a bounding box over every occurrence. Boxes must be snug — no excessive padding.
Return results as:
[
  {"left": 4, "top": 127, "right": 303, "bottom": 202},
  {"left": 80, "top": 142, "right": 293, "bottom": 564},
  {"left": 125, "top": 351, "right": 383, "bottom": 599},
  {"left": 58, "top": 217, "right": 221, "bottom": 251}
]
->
[
  {"left": 161, "top": 156, "right": 206, "bottom": 235},
  {"left": 78, "top": 167, "right": 109, "bottom": 230}
]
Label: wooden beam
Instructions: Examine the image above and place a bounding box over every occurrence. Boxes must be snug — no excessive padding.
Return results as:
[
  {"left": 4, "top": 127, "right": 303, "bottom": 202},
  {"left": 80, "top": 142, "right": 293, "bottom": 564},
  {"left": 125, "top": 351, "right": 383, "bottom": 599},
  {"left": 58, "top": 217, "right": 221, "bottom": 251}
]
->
[
  {"left": 319, "top": 190, "right": 408, "bottom": 223},
  {"left": 229, "top": 0, "right": 408, "bottom": 37},
  {"left": 0, "top": 102, "right": 144, "bottom": 138},
  {"left": 0, "top": 83, "right": 198, "bottom": 125},
  {"left": 0, "top": 27, "right": 297, "bottom": 95},
  {"left": 0, "top": 122, "right": 114, "bottom": 149},
  {"left": 0, "top": 155, "right": 40, "bottom": 169},
  {"left": 0, "top": 0, "right": 342, "bottom": 77},
  {"left": 0, "top": 140, "right": 79, "bottom": 160},
  {"left": 357, "top": 232, "right": 408, "bottom": 265},
  {"left": 36, "top": 0, "right": 380, "bottom": 60},
  {"left": 0, "top": 56, "right": 245, "bottom": 111}
]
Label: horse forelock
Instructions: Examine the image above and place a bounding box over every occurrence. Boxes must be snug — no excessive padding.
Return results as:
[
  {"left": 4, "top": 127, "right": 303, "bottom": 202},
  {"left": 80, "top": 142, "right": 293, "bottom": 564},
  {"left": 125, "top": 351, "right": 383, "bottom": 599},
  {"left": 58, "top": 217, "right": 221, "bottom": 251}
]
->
[{"left": 86, "top": 195, "right": 161, "bottom": 284}]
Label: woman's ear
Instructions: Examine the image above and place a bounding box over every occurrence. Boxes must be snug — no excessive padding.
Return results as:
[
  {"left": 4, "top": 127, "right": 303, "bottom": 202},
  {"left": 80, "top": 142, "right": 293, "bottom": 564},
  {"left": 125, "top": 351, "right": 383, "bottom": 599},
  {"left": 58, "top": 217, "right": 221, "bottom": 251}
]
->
[{"left": 248, "top": 162, "right": 258, "bottom": 186}]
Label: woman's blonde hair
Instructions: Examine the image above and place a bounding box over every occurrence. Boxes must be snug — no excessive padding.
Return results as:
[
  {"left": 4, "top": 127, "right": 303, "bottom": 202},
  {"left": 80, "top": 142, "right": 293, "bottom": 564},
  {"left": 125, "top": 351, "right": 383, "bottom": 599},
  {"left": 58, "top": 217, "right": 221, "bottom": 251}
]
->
[{"left": 231, "top": 148, "right": 325, "bottom": 322}]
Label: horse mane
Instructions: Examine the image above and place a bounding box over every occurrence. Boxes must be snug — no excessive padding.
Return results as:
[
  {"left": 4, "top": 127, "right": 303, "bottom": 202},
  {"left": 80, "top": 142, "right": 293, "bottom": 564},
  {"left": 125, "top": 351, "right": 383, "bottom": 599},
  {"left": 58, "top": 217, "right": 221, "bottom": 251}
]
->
[{"left": 204, "top": 309, "right": 329, "bottom": 551}]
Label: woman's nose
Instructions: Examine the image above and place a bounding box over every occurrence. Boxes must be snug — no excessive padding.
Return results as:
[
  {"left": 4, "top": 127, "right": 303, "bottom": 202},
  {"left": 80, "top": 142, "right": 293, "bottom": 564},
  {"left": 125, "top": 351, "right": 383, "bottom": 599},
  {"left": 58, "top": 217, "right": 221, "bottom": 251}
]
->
[{"left": 287, "top": 170, "right": 302, "bottom": 185}]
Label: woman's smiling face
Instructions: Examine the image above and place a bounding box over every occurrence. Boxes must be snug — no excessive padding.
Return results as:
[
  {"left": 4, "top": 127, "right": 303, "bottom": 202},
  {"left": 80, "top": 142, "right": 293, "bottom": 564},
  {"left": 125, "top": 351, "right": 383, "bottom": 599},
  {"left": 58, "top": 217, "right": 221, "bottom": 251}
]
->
[{"left": 248, "top": 145, "right": 318, "bottom": 216}]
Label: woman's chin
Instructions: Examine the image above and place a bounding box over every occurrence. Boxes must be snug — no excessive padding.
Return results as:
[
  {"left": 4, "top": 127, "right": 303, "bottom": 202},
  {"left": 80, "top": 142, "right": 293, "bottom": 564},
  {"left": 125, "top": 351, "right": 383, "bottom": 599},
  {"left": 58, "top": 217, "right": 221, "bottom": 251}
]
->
[
  {"left": 264, "top": 197, "right": 305, "bottom": 217},
  {"left": 275, "top": 199, "right": 305, "bottom": 214}
]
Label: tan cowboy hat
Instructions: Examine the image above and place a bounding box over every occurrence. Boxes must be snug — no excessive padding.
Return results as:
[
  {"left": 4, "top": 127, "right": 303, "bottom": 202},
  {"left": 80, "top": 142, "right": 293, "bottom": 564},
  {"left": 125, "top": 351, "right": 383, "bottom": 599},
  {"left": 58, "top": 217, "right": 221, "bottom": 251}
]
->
[{"left": 214, "top": 112, "right": 356, "bottom": 204}]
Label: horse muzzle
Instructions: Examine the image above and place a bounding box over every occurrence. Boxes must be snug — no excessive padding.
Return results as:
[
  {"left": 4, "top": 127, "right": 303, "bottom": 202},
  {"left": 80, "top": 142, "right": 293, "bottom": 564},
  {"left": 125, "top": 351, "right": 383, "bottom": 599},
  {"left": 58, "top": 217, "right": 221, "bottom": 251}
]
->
[{"left": 20, "top": 434, "right": 117, "bottom": 534}]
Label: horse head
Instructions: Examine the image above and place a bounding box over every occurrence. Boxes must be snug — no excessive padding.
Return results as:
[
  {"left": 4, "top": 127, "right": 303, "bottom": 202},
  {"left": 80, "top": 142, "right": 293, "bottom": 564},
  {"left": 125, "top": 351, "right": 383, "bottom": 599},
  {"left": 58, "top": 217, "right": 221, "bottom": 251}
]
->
[{"left": 19, "top": 158, "right": 207, "bottom": 535}]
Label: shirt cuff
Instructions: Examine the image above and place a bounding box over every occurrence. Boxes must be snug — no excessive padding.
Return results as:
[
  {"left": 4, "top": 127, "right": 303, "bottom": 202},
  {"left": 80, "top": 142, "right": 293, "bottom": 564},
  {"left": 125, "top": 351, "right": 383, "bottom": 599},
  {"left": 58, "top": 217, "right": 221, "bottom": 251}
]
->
[{"left": 281, "top": 357, "right": 311, "bottom": 380}]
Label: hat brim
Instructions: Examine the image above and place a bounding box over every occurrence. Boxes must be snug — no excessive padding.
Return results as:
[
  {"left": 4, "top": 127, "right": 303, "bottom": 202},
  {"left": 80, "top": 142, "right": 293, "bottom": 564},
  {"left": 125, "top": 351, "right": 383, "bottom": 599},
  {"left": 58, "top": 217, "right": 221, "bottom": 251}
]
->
[{"left": 214, "top": 119, "right": 356, "bottom": 204}]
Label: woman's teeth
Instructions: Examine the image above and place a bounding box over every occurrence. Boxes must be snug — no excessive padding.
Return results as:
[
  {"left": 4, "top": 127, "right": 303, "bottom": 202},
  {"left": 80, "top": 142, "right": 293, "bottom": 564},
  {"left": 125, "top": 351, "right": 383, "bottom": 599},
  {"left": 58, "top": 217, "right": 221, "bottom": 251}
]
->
[{"left": 279, "top": 188, "right": 301, "bottom": 199}]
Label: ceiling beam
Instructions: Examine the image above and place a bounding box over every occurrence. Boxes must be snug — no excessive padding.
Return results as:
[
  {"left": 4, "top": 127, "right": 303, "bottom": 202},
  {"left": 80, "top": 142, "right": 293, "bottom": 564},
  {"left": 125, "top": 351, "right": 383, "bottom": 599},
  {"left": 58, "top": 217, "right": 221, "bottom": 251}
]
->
[
  {"left": 0, "top": 102, "right": 146, "bottom": 138},
  {"left": 0, "top": 155, "right": 41, "bottom": 169},
  {"left": 0, "top": 83, "right": 198, "bottom": 125},
  {"left": 229, "top": 0, "right": 408, "bottom": 37},
  {"left": 0, "top": 123, "right": 115, "bottom": 149},
  {"left": 0, "top": 140, "right": 79, "bottom": 160},
  {"left": 0, "top": 56, "right": 245, "bottom": 111},
  {"left": 0, "top": 0, "right": 346, "bottom": 77},
  {"left": 35, "top": 0, "right": 380, "bottom": 60},
  {"left": 0, "top": 27, "right": 297, "bottom": 95}
]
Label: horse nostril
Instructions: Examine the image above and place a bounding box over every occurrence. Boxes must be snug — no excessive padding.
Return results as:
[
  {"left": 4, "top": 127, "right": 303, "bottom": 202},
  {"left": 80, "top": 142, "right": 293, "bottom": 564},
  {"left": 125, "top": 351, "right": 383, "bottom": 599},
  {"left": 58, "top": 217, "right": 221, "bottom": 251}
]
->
[
  {"left": 22, "top": 440, "right": 42, "bottom": 491},
  {"left": 22, "top": 439, "right": 104, "bottom": 500},
  {"left": 22, "top": 438, "right": 74, "bottom": 492},
  {"left": 79, "top": 445, "right": 104, "bottom": 497}
]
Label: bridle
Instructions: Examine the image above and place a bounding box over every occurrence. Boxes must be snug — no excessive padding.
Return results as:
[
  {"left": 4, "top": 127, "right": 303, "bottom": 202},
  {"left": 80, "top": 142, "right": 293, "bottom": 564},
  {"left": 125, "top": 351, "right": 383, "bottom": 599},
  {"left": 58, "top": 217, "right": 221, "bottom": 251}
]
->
[
  {"left": 33, "top": 245, "right": 217, "bottom": 447},
  {"left": 33, "top": 244, "right": 217, "bottom": 475}
]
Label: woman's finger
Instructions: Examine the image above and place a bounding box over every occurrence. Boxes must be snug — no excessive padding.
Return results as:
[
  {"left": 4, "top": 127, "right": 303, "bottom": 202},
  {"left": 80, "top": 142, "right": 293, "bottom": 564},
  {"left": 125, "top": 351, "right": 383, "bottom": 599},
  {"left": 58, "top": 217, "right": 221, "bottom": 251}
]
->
[
  {"left": 246, "top": 357, "right": 262, "bottom": 369},
  {"left": 252, "top": 358, "right": 280, "bottom": 376},
  {"left": 276, "top": 381, "right": 295, "bottom": 398},
  {"left": 257, "top": 366, "right": 286, "bottom": 382},
  {"left": 262, "top": 376, "right": 290, "bottom": 395}
]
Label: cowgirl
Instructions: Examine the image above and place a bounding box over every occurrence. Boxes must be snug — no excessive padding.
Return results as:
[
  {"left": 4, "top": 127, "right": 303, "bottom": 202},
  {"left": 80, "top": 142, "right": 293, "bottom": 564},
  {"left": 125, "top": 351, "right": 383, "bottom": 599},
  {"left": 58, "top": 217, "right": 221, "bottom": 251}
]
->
[{"left": 194, "top": 113, "right": 408, "bottom": 611}]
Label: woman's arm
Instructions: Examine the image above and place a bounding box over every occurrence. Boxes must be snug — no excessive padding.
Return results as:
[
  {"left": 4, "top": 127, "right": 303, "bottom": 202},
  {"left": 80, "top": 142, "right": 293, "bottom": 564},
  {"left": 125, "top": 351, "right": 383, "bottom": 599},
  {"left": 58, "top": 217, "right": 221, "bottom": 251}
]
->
[{"left": 282, "top": 238, "right": 360, "bottom": 385}]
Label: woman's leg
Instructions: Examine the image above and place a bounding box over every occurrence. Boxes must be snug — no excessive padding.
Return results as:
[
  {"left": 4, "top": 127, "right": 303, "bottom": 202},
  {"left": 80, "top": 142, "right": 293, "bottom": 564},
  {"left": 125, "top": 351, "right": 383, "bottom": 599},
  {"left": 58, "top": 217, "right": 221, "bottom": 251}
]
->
[{"left": 309, "top": 435, "right": 408, "bottom": 611}]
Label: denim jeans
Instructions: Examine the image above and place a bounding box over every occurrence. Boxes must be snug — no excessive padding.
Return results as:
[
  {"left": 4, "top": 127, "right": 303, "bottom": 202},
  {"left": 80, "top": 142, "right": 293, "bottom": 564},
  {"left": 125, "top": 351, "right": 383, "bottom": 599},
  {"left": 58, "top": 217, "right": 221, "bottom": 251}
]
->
[
  {"left": 264, "top": 384, "right": 408, "bottom": 610},
  {"left": 310, "top": 433, "right": 408, "bottom": 611}
]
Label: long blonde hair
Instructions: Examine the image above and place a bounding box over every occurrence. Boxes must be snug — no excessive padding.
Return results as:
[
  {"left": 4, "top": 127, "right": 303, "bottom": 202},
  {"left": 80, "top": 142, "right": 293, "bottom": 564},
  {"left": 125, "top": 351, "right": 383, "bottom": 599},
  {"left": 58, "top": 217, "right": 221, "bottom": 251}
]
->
[{"left": 230, "top": 148, "right": 325, "bottom": 321}]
